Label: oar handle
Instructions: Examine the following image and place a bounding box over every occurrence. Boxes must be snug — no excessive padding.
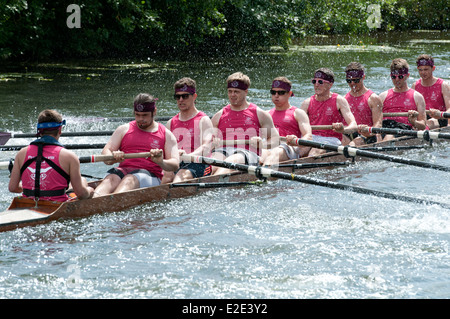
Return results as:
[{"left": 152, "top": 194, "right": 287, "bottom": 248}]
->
[
  {"left": 79, "top": 152, "right": 152, "bottom": 163},
  {"left": 383, "top": 110, "right": 431, "bottom": 117},
  {"left": 362, "top": 126, "right": 450, "bottom": 140},
  {"left": 311, "top": 125, "right": 333, "bottom": 130}
]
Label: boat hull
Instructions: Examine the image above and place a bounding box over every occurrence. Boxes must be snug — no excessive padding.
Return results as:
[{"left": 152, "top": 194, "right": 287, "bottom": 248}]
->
[{"left": 1, "top": 126, "right": 448, "bottom": 232}]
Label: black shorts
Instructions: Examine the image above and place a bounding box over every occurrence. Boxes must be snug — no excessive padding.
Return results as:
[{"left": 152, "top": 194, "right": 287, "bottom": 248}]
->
[
  {"left": 427, "top": 114, "right": 448, "bottom": 127},
  {"left": 382, "top": 119, "right": 413, "bottom": 138},
  {"left": 345, "top": 131, "right": 377, "bottom": 144},
  {"left": 177, "top": 162, "right": 212, "bottom": 178}
]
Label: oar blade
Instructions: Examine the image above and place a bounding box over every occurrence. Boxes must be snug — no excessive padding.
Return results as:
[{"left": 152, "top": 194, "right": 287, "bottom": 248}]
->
[{"left": 0, "top": 132, "right": 11, "bottom": 146}]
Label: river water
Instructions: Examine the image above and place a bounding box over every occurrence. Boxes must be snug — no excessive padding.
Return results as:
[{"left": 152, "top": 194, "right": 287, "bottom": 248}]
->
[{"left": 0, "top": 31, "right": 449, "bottom": 300}]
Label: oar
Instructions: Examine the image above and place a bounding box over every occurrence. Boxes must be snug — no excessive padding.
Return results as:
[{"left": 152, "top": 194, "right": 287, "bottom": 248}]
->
[
  {"left": 170, "top": 180, "right": 266, "bottom": 188},
  {"left": 78, "top": 152, "right": 153, "bottom": 163},
  {"left": 0, "top": 152, "right": 153, "bottom": 169},
  {"left": 1, "top": 143, "right": 106, "bottom": 151},
  {"left": 81, "top": 116, "right": 172, "bottom": 122},
  {"left": 0, "top": 131, "right": 114, "bottom": 145},
  {"left": 277, "top": 161, "right": 352, "bottom": 169},
  {"left": 383, "top": 111, "right": 432, "bottom": 117},
  {"left": 181, "top": 154, "right": 450, "bottom": 209},
  {"left": 361, "top": 126, "right": 450, "bottom": 141},
  {"left": 286, "top": 137, "right": 450, "bottom": 172}
]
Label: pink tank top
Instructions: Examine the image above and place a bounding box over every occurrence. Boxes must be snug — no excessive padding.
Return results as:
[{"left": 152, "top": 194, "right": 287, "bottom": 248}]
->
[
  {"left": 217, "top": 103, "right": 261, "bottom": 154},
  {"left": 345, "top": 90, "right": 374, "bottom": 126},
  {"left": 119, "top": 121, "right": 166, "bottom": 179},
  {"left": 22, "top": 145, "right": 69, "bottom": 202},
  {"left": 308, "top": 93, "right": 343, "bottom": 139},
  {"left": 269, "top": 106, "right": 302, "bottom": 137},
  {"left": 383, "top": 89, "right": 417, "bottom": 126},
  {"left": 170, "top": 111, "right": 207, "bottom": 153},
  {"left": 414, "top": 78, "right": 445, "bottom": 111}
]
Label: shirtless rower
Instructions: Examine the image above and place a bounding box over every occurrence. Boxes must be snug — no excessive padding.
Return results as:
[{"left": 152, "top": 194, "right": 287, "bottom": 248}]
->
[
  {"left": 210, "top": 72, "right": 279, "bottom": 175},
  {"left": 163, "top": 77, "right": 214, "bottom": 183},
  {"left": 299, "top": 68, "right": 357, "bottom": 156},
  {"left": 93, "top": 93, "right": 179, "bottom": 197},
  {"left": 9, "top": 109, "right": 94, "bottom": 201},
  {"left": 344, "top": 62, "right": 383, "bottom": 146},
  {"left": 379, "top": 58, "right": 427, "bottom": 140},
  {"left": 263, "top": 76, "right": 312, "bottom": 166},
  {"left": 411, "top": 54, "right": 450, "bottom": 129}
]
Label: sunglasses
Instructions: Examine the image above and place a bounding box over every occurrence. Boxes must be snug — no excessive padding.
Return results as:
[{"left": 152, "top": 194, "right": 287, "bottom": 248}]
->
[
  {"left": 346, "top": 78, "right": 361, "bottom": 84},
  {"left": 391, "top": 75, "right": 405, "bottom": 80},
  {"left": 174, "top": 93, "right": 193, "bottom": 100},
  {"left": 311, "top": 79, "right": 330, "bottom": 85},
  {"left": 270, "top": 90, "right": 287, "bottom": 96}
]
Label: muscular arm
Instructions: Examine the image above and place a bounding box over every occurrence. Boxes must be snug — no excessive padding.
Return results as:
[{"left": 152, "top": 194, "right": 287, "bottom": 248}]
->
[
  {"left": 190, "top": 116, "right": 214, "bottom": 156},
  {"left": 157, "top": 129, "right": 180, "bottom": 172},
  {"left": 101, "top": 124, "right": 128, "bottom": 164},
  {"left": 8, "top": 148, "right": 26, "bottom": 193},
  {"left": 443, "top": 81, "right": 450, "bottom": 113},
  {"left": 411, "top": 92, "right": 427, "bottom": 130},
  {"left": 256, "top": 108, "right": 279, "bottom": 149},
  {"left": 336, "top": 95, "right": 357, "bottom": 134},
  {"left": 63, "top": 150, "right": 94, "bottom": 199},
  {"left": 294, "top": 108, "right": 312, "bottom": 140}
]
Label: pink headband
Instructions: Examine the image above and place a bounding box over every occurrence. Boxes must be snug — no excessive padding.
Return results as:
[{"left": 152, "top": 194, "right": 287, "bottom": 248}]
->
[
  {"left": 134, "top": 100, "right": 157, "bottom": 112},
  {"left": 346, "top": 70, "right": 364, "bottom": 78},
  {"left": 314, "top": 71, "right": 334, "bottom": 83},
  {"left": 227, "top": 80, "right": 248, "bottom": 90},
  {"left": 391, "top": 68, "right": 409, "bottom": 76},
  {"left": 417, "top": 59, "right": 434, "bottom": 67},
  {"left": 175, "top": 84, "right": 196, "bottom": 94}
]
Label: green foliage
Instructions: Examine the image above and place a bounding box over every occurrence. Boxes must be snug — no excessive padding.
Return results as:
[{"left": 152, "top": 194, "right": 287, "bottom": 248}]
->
[{"left": 0, "top": 0, "right": 448, "bottom": 61}]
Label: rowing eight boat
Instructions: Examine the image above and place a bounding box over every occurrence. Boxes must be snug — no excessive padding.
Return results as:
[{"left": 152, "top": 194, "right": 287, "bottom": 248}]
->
[{"left": 1, "top": 126, "right": 449, "bottom": 232}]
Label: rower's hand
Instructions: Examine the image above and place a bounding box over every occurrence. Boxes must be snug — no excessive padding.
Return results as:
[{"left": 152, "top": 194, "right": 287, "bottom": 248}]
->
[
  {"left": 332, "top": 122, "right": 345, "bottom": 133},
  {"left": 212, "top": 137, "right": 223, "bottom": 149},
  {"left": 407, "top": 110, "right": 419, "bottom": 125},
  {"left": 104, "top": 150, "right": 124, "bottom": 165},
  {"left": 149, "top": 148, "right": 163, "bottom": 164},
  {"left": 357, "top": 124, "right": 372, "bottom": 138},
  {"left": 429, "top": 108, "right": 441, "bottom": 119},
  {"left": 285, "top": 135, "right": 298, "bottom": 146},
  {"left": 250, "top": 136, "right": 265, "bottom": 149}
]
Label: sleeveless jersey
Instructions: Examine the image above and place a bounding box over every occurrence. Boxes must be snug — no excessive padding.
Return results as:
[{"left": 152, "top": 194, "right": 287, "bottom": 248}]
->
[
  {"left": 119, "top": 121, "right": 166, "bottom": 179},
  {"left": 383, "top": 89, "right": 417, "bottom": 126},
  {"left": 21, "top": 144, "right": 69, "bottom": 202},
  {"left": 169, "top": 111, "right": 207, "bottom": 153},
  {"left": 308, "top": 93, "right": 343, "bottom": 140},
  {"left": 414, "top": 78, "right": 445, "bottom": 111},
  {"left": 269, "top": 106, "right": 302, "bottom": 137},
  {"left": 345, "top": 89, "right": 374, "bottom": 126},
  {"left": 217, "top": 103, "right": 261, "bottom": 154}
]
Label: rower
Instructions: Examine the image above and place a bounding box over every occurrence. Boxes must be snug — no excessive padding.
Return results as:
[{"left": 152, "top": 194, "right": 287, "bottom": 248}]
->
[
  {"left": 93, "top": 93, "right": 179, "bottom": 197},
  {"left": 344, "top": 62, "right": 383, "bottom": 146},
  {"left": 379, "top": 58, "right": 427, "bottom": 140},
  {"left": 299, "top": 68, "right": 357, "bottom": 156},
  {"left": 210, "top": 72, "right": 279, "bottom": 175},
  {"left": 8, "top": 109, "right": 94, "bottom": 201},
  {"left": 411, "top": 54, "right": 450, "bottom": 129},
  {"left": 263, "top": 76, "right": 312, "bottom": 166},
  {"left": 162, "top": 77, "right": 214, "bottom": 183}
]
